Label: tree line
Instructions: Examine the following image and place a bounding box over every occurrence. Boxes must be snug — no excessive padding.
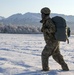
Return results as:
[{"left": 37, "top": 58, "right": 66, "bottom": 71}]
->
[{"left": 0, "top": 24, "right": 41, "bottom": 34}]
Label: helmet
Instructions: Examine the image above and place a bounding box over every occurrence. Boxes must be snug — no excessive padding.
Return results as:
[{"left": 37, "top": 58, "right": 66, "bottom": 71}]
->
[{"left": 41, "top": 7, "right": 51, "bottom": 14}]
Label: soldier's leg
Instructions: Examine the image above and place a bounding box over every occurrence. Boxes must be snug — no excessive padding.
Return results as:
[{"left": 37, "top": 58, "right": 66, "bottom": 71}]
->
[
  {"left": 41, "top": 44, "right": 53, "bottom": 71},
  {"left": 52, "top": 46, "right": 69, "bottom": 71}
]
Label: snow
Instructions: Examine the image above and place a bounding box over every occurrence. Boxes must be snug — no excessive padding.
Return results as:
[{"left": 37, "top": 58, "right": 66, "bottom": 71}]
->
[{"left": 0, "top": 34, "right": 74, "bottom": 75}]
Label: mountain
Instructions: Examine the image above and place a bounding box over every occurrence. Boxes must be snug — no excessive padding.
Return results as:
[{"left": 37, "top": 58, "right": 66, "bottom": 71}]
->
[
  {"left": 0, "top": 12, "right": 41, "bottom": 26},
  {"left": 0, "top": 12, "right": 74, "bottom": 34},
  {"left": 0, "top": 16, "right": 5, "bottom": 20},
  {"left": 0, "top": 12, "right": 74, "bottom": 25}
]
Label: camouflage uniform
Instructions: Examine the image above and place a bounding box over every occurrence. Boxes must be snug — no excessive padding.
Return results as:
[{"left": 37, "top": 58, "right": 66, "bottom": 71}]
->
[{"left": 40, "top": 7, "right": 69, "bottom": 71}]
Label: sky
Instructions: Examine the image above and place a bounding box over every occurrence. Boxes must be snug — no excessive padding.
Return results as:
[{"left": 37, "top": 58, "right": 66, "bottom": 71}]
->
[{"left": 0, "top": 0, "right": 74, "bottom": 17}]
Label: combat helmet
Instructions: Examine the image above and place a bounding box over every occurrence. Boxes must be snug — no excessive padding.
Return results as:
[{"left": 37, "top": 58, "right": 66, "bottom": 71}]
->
[{"left": 41, "top": 7, "right": 51, "bottom": 14}]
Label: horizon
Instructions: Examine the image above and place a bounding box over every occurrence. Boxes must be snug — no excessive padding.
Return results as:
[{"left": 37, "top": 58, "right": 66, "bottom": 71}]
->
[{"left": 1, "top": 12, "right": 74, "bottom": 18}]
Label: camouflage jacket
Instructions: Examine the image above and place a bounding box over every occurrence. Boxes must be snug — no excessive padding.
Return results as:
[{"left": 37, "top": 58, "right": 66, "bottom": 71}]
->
[{"left": 40, "top": 17, "right": 56, "bottom": 43}]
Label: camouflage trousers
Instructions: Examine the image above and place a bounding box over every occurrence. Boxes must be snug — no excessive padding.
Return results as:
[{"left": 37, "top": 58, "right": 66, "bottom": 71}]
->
[{"left": 41, "top": 40, "right": 69, "bottom": 70}]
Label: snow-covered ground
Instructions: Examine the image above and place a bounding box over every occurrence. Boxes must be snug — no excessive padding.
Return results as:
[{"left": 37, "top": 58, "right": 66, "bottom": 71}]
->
[{"left": 0, "top": 34, "right": 74, "bottom": 75}]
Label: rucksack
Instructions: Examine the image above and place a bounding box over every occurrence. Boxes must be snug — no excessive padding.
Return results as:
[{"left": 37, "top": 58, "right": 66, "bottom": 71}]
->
[{"left": 51, "top": 16, "right": 71, "bottom": 43}]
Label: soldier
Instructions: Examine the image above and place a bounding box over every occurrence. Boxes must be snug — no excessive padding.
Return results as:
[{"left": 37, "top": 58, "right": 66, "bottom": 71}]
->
[{"left": 40, "top": 7, "right": 69, "bottom": 71}]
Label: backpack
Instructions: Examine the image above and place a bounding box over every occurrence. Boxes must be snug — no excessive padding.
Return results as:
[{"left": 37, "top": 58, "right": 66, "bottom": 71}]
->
[{"left": 51, "top": 16, "right": 71, "bottom": 43}]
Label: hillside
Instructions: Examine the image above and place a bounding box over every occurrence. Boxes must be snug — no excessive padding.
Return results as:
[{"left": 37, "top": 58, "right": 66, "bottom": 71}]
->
[
  {"left": 0, "top": 12, "right": 74, "bottom": 26},
  {"left": 0, "top": 12, "right": 74, "bottom": 34},
  {"left": 0, "top": 16, "right": 5, "bottom": 20},
  {"left": 0, "top": 12, "right": 41, "bottom": 26}
]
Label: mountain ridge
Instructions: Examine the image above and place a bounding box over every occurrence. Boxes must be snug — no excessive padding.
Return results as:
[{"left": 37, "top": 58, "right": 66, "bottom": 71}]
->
[
  {"left": 0, "top": 12, "right": 74, "bottom": 25},
  {"left": 0, "top": 12, "right": 74, "bottom": 34}
]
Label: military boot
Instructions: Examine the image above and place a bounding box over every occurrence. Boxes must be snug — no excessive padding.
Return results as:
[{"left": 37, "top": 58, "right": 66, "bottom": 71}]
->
[
  {"left": 42, "top": 67, "right": 49, "bottom": 71},
  {"left": 61, "top": 63, "right": 69, "bottom": 71}
]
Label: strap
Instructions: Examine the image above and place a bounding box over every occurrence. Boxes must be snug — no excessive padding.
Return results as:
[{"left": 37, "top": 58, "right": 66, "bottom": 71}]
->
[{"left": 67, "top": 38, "right": 69, "bottom": 44}]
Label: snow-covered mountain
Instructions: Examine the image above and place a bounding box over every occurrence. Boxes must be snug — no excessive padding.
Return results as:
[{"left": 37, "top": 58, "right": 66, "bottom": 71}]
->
[
  {"left": 0, "top": 12, "right": 41, "bottom": 26},
  {"left": 0, "top": 12, "right": 74, "bottom": 26},
  {"left": 0, "top": 12, "right": 74, "bottom": 34},
  {"left": 0, "top": 16, "right": 5, "bottom": 20}
]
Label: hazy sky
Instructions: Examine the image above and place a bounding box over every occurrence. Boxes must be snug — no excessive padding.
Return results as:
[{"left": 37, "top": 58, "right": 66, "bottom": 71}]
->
[{"left": 0, "top": 0, "right": 74, "bottom": 17}]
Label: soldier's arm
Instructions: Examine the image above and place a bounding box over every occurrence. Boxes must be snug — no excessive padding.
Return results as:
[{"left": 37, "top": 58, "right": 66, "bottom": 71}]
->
[{"left": 45, "top": 20, "right": 55, "bottom": 33}]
